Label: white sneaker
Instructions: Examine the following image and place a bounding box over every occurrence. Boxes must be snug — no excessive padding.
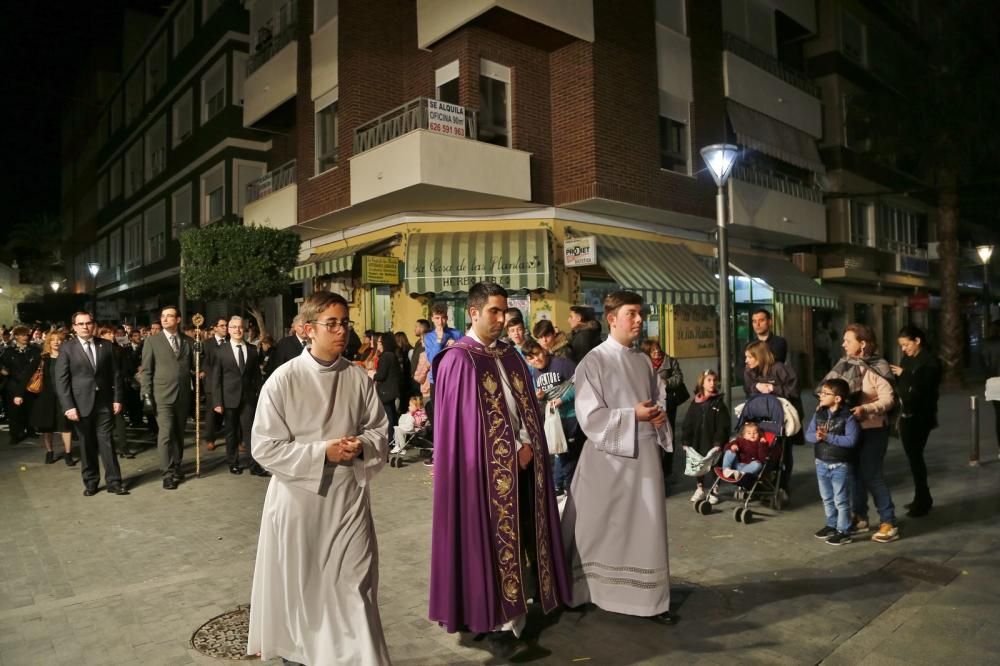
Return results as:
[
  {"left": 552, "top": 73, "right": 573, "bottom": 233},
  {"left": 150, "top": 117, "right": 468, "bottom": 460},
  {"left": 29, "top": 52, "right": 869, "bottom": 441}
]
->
[
  {"left": 690, "top": 487, "right": 706, "bottom": 502},
  {"left": 389, "top": 445, "right": 402, "bottom": 455},
  {"left": 707, "top": 489, "right": 720, "bottom": 505}
]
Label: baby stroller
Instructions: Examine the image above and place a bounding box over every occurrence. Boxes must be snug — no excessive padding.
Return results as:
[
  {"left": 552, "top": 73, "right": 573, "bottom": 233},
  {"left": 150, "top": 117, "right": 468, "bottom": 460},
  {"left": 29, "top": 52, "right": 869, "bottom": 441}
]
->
[
  {"left": 388, "top": 415, "right": 433, "bottom": 468},
  {"left": 693, "top": 393, "right": 801, "bottom": 524}
]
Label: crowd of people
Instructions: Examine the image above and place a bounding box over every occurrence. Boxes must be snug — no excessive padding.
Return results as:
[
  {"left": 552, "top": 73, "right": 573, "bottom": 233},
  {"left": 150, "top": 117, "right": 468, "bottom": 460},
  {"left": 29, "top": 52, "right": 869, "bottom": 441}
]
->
[{"left": 0, "top": 287, "right": 962, "bottom": 664}]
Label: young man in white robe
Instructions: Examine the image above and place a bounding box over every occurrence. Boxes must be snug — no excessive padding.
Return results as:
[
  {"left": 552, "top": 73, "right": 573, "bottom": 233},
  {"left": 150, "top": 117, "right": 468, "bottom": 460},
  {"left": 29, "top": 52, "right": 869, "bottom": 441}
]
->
[
  {"left": 560, "top": 290, "right": 678, "bottom": 625},
  {"left": 247, "top": 291, "right": 391, "bottom": 665}
]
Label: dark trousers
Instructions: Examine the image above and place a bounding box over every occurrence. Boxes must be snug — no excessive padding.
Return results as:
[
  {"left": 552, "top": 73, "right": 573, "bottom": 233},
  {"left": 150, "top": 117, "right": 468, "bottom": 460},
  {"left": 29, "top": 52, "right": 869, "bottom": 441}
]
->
[
  {"left": 125, "top": 385, "right": 143, "bottom": 426},
  {"left": 900, "top": 416, "right": 933, "bottom": 506},
  {"left": 224, "top": 401, "right": 256, "bottom": 467},
  {"left": 112, "top": 411, "right": 130, "bottom": 453},
  {"left": 993, "top": 401, "right": 1000, "bottom": 448},
  {"left": 204, "top": 393, "right": 226, "bottom": 442},
  {"left": 74, "top": 402, "right": 122, "bottom": 489},
  {"left": 382, "top": 400, "right": 398, "bottom": 440},
  {"left": 6, "top": 393, "right": 34, "bottom": 440},
  {"left": 156, "top": 398, "right": 189, "bottom": 479}
]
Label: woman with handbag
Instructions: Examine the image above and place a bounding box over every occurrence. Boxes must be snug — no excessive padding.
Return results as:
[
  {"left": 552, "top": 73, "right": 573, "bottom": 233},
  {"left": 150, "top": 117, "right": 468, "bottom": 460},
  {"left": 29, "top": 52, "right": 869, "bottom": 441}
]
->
[
  {"left": 641, "top": 340, "right": 688, "bottom": 484},
  {"left": 25, "top": 331, "right": 76, "bottom": 466}
]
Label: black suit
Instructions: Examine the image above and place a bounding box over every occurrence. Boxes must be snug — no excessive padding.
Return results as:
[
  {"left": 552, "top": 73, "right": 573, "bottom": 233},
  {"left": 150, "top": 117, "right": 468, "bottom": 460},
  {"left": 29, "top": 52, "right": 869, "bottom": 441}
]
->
[
  {"left": 54, "top": 337, "right": 124, "bottom": 490},
  {"left": 201, "top": 335, "right": 229, "bottom": 442},
  {"left": 265, "top": 334, "right": 307, "bottom": 375},
  {"left": 212, "top": 341, "right": 261, "bottom": 467},
  {"left": 1, "top": 344, "right": 41, "bottom": 440}
]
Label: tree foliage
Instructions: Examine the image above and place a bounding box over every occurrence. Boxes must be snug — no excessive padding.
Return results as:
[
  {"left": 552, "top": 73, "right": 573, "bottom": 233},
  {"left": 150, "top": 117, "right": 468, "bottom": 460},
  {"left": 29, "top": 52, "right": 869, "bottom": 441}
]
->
[
  {"left": 180, "top": 224, "right": 299, "bottom": 331},
  {"left": 2, "top": 214, "right": 64, "bottom": 284}
]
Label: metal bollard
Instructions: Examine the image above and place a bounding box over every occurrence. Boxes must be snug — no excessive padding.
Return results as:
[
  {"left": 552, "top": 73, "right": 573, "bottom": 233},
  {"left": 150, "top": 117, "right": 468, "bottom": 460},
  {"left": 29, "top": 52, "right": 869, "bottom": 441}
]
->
[{"left": 970, "top": 395, "right": 980, "bottom": 467}]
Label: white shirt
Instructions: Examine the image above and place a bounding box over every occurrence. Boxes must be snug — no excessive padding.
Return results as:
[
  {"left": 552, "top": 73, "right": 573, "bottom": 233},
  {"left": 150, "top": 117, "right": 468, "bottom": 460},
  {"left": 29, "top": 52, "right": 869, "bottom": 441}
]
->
[{"left": 230, "top": 340, "right": 247, "bottom": 368}]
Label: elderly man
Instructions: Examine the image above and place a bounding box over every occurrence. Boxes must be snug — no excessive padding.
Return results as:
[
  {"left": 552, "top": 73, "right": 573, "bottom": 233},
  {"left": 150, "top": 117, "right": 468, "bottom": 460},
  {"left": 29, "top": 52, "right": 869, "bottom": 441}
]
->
[
  {"left": 265, "top": 314, "right": 308, "bottom": 375},
  {"left": 211, "top": 316, "right": 266, "bottom": 476}
]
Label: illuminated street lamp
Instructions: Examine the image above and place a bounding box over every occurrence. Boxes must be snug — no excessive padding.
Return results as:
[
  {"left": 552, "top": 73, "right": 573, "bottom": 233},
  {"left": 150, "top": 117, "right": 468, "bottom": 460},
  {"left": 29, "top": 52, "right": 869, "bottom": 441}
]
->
[
  {"left": 86, "top": 262, "right": 101, "bottom": 317},
  {"left": 50, "top": 281, "right": 61, "bottom": 293},
  {"left": 700, "top": 143, "right": 740, "bottom": 409},
  {"left": 978, "top": 245, "right": 995, "bottom": 331}
]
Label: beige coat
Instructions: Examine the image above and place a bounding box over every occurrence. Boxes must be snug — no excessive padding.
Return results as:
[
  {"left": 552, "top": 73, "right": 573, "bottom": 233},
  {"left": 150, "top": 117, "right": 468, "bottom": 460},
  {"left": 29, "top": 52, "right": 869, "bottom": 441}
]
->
[{"left": 855, "top": 366, "right": 895, "bottom": 429}]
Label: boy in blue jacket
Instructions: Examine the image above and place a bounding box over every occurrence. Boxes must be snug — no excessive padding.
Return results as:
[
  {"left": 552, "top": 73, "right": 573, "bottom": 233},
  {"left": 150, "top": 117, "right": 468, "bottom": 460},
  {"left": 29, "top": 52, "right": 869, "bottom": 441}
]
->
[{"left": 807, "top": 378, "right": 861, "bottom": 545}]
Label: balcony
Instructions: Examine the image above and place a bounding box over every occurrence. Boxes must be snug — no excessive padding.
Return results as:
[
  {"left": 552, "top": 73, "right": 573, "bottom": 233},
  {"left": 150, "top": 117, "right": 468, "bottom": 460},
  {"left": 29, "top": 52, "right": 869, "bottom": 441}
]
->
[
  {"left": 242, "top": 160, "right": 297, "bottom": 230},
  {"left": 724, "top": 33, "right": 819, "bottom": 98},
  {"left": 244, "top": 9, "right": 297, "bottom": 129},
  {"left": 728, "top": 167, "right": 826, "bottom": 245},
  {"left": 416, "top": 0, "right": 593, "bottom": 49},
  {"left": 723, "top": 47, "right": 822, "bottom": 139},
  {"left": 350, "top": 97, "right": 531, "bottom": 210}
]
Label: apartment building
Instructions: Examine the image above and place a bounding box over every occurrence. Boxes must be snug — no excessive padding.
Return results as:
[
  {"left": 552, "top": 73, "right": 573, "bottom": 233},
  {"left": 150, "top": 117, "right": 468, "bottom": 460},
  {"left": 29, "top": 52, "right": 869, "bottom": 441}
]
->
[
  {"left": 240, "top": 0, "right": 837, "bottom": 379},
  {"left": 65, "top": 0, "right": 272, "bottom": 324}
]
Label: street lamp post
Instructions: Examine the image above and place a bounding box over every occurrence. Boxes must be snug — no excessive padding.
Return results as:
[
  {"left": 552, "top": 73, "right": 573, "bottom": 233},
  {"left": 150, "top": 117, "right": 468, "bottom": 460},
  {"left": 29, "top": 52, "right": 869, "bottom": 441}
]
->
[
  {"left": 700, "top": 143, "right": 740, "bottom": 410},
  {"left": 87, "top": 262, "right": 101, "bottom": 319},
  {"left": 50, "top": 281, "right": 61, "bottom": 294},
  {"left": 977, "top": 245, "right": 994, "bottom": 336}
]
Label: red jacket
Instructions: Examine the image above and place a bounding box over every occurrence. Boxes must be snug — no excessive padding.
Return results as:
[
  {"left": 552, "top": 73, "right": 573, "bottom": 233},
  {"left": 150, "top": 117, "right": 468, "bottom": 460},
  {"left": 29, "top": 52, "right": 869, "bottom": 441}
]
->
[{"left": 730, "top": 435, "right": 771, "bottom": 465}]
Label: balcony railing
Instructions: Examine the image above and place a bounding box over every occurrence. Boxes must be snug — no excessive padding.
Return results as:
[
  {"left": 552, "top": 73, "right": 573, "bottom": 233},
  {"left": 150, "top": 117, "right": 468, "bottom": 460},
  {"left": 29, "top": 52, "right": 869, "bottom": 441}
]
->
[
  {"left": 724, "top": 32, "right": 821, "bottom": 98},
  {"left": 246, "top": 160, "right": 296, "bottom": 204},
  {"left": 248, "top": 8, "right": 298, "bottom": 76},
  {"left": 879, "top": 239, "right": 928, "bottom": 258},
  {"left": 353, "top": 97, "right": 479, "bottom": 156},
  {"left": 732, "top": 165, "right": 823, "bottom": 203}
]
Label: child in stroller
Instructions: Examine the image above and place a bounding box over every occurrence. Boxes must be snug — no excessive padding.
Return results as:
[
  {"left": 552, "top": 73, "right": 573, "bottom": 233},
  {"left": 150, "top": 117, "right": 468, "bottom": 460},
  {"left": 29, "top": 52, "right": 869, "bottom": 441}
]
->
[
  {"left": 721, "top": 421, "right": 770, "bottom": 482},
  {"left": 388, "top": 395, "right": 430, "bottom": 467}
]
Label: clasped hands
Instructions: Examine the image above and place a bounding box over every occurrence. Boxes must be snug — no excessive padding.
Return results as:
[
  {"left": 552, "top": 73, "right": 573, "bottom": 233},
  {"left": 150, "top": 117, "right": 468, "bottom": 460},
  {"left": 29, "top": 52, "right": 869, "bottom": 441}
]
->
[
  {"left": 325, "top": 436, "right": 363, "bottom": 463},
  {"left": 636, "top": 400, "right": 667, "bottom": 428}
]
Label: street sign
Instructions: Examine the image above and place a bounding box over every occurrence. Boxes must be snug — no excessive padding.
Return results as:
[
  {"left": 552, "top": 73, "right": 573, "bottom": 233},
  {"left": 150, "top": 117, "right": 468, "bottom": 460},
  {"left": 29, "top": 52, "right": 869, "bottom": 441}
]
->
[{"left": 362, "top": 256, "right": 400, "bottom": 285}]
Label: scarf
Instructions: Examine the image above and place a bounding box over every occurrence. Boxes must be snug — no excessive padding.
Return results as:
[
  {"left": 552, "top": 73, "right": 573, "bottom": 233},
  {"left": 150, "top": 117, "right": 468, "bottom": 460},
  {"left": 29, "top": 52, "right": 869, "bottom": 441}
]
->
[
  {"left": 651, "top": 356, "right": 664, "bottom": 370},
  {"left": 822, "top": 354, "right": 894, "bottom": 395},
  {"left": 694, "top": 390, "right": 718, "bottom": 404}
]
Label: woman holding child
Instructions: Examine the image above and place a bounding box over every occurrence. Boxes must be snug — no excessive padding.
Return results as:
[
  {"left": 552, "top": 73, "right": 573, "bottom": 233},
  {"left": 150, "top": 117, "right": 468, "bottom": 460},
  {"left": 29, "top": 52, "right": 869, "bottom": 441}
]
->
[{"left": 822, "top": 323, "right": 899, "bottom": 543}]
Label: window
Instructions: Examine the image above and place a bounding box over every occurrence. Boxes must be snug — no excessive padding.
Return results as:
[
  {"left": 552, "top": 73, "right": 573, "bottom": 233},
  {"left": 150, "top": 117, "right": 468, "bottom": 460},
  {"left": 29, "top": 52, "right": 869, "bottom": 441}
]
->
[
  {"left": 658, "top": 116, "right": 688, "bottom": 173},
  {"left": 173, "top": 1, "right": 194, "bottom": 56},
  {"left": 172, "top": 89, "right": 193, "bottom": 146},
  {"left": 125, "top": 140, "right": 144, "bottom": 197},
  {"left": 235, "top": 162, "right": 266, "bottom": 216},
  {"left": 125, "top": 68, "right": 145, "bottom": 126},
  {"left": 109, "top": 228, "right": 122, "bottom": 276},
  {"left": 233, "top": 52, "right": 248, "bottom": 106},
  {"left": 109, "top": 93, "right": 122, "bottom": 135},
  {"left": 203, "top": 0, "right": 223, "bottom": 22},
  {"left": 201, "top": 56, "right": 227, "bottom": 123},
  {"left": 124, "top": 217, "right": 143, "bottom": 271},
  {"left": 146, "top": 33, "right": 167, "bottom": 99},
  {"left": 849, "top": 201, "right": 872, "bottom": 247},
  {"left": 315, "top": 100, "right": 338, "bottom": 173},
  {"left": 201, "top": 163, "right": 226, "bottom": 224},
  {"left": 722, "top": 0, "right": 775, "bottom": 55},
  {"left": 315, "top": 0, "right": 338, "bottom": 31},
  {"left": 479, "top": 59, "right": 510, "bottom": 148},
  {"left": 875, "top": 204, "right": 926, "bottom": 255},
  {"left": 110, "top": 160, "right": 123, "bottom": 200},
  {"left": 435, "top": 60, "right": 460, "bottom": 105},
  {"left": 97, "top": 172, "right": 109, "bottom": 209},
  {"left": 655, "top": 0, "right": 685, "bottom": 34},
  {"left": 840, "top": 11, "right": 867, "bottom": 66},
  {"left": 145, "top": 201, "right": 167, "bottom": 264},
  {"left": 843, "top": 94, "right": 871, "bottom": 151},
  {"left": 172, "top": 184, "right": 192, "bottom": 239},
  {"left": 145, "top": 115, "right": 167, "bottom": 181}
]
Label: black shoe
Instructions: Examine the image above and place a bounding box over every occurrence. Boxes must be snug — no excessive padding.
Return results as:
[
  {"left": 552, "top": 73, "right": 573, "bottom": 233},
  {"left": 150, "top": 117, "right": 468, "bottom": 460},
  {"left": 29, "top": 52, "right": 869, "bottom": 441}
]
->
[
  {"left": 173, "top": 472, "right": 186, "bottom": 483},
  {"left": 249, "top": 465, "right": 270, "bottom": 477},
  {"left": 107, "top": 484, "right": 130, "bottom": 495},
  {"left": 83, "top": 487, "right": 98, "bottom": 497},
  {"left": 814, "top": 525, "right": 838, "bottom": 540},
  {"left": 826, "top": 531, "right": 853, "bottom": 546},
  {"left": 907, "top": 504, "right": 932, "bottom": 518},
  {"left": 650, "top": 610, "right": 679, "bottom": 625},
  {"left": 162, "top": 478, "right": 178, "bottom": 490},
  {"left": 45, "top": 451, "right": 55, "bottom": 465},
  {"left": 64, "top": 454, "right": 77, "bottom": 467},
  {"left": 229, "top": 464, "right": 243, "bottom": 475}
]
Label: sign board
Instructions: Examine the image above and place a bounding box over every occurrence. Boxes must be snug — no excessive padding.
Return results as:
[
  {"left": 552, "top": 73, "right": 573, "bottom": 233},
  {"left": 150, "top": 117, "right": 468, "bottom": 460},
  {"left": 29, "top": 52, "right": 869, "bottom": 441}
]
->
[
  {"left": 668, "top": 304, "right": 718, "bottom": 358},
  {"left": 507, "top": 296, "right": 530, "bottom": 321},
  {"left": 564, "top": 236, "right": 597, "bottom": 267},
  {"left": 426, "top": 99, "right": 466, "bottom": 138},
  {"left": 908, "top": 293, "right": 930, "bottom": 310},
  {"left": 361, "top": 256, "right": 400, "bottom": 285}
]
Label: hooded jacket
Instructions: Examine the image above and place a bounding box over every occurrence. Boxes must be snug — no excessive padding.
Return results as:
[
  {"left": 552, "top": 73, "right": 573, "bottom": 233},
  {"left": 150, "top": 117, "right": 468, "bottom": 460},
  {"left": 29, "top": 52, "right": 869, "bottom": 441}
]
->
[{"left": 569, "top": 320, "right": 602, "bottom": 361}]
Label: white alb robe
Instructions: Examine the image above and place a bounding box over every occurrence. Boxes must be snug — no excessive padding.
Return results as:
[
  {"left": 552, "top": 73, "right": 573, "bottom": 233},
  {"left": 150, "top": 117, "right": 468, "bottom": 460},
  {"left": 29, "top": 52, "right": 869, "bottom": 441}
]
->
[
  {"left": 561, "top": 336, "right": 672, "bottom": 616},
  {"left": 247, "top": 351, "right": 390, "bottom": 665}
]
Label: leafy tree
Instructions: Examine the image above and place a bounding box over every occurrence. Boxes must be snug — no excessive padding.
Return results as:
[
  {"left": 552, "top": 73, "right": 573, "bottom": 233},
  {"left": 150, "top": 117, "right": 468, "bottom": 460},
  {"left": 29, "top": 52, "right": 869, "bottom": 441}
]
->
[
  {"left": 2, "top": 214, "right": 64, "bottom": 284},
  {"left": 861, "top": 1, "right": 1000, "bottom": 386},
  {"left": 180, "top": 224, "right": 300, "bottom": 336}
]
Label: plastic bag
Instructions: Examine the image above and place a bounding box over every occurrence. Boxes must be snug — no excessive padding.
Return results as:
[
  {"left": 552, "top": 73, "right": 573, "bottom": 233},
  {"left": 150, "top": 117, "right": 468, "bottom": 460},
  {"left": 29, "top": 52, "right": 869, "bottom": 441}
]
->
[
  {"left": 543, "top": 403, "right": 568, "bottom": 455},
  {"left": 683, "top": 445, "right": 721, "bottom": 477}
]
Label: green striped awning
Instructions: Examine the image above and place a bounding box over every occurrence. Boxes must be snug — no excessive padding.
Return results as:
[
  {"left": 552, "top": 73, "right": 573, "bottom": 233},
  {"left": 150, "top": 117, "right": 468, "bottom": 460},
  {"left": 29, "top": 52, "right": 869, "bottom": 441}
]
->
[
  {"left": 729, "top": 252, "right": 838, "bottom": 309},
  {"left": 590, "top": 234, "right": 719, "bottom": 305},
  {"left": 292, "top": 239, "right": 384, "bottom": 282},
  {"left": 405, "top": 230, "right": 551, "bottom": 295}
]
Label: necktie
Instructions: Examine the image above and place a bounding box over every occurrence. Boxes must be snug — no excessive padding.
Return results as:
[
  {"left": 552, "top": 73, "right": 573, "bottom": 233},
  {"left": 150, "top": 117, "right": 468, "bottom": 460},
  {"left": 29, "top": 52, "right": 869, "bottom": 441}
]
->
[
  {"left": 169, "top": 335, "right": 179, "bottom": 357},
  {"left": 301, "top": 338, "right": 307, "bottom": 349},
  {"left": 84, "top": 341, "right": 97, "bottom": 369},
  {"left": 237, "top": 344, "right": 245, "bottom": 373}
]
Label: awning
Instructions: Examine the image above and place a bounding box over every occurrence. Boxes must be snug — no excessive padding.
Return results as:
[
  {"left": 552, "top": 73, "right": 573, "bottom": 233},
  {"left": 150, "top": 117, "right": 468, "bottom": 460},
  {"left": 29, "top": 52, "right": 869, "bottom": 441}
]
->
[
  {"left": 405, "top": 229, "right": 551, "bottom": 295},
  {"left": 292, "top": 239, "right": 386, "bottom": 282},
  {"left": 726, "top": 100, "right": 825, "bottom": 174},
  {"left": 588, "top": 234, "right": 718, "bottom": 305},
  {"left": 729, "top": 252, "right": 839, "bottom": 309}
]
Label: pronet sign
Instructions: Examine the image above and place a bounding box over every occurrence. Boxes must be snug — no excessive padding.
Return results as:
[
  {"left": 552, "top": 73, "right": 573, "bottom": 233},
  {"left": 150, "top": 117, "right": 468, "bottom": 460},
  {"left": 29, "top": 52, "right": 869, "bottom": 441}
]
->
[{"left": 564, "top": 236, "right": 597, "bottom": 267}]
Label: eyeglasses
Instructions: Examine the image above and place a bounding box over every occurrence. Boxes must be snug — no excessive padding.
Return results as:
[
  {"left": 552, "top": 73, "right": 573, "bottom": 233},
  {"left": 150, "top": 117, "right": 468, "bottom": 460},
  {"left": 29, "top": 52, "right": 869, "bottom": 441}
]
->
[
  {"left": 819, "top": 390, "right": 835, "bottom": 396},
  {"left": 74, "top": 321, "right": 95, "bottom": 327},
  {"left": 310, "top": 319, "right": 352, "bottom": 332}
]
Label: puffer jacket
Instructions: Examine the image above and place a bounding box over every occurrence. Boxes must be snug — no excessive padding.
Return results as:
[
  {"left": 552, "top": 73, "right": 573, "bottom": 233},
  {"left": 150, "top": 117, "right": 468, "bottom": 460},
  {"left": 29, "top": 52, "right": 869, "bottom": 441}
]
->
[
  {"left": 548, "top": 332, "right": 575, "bottom": 361},
  {"left": 569, "top": 320, "right": 602, "bottom": 361}
]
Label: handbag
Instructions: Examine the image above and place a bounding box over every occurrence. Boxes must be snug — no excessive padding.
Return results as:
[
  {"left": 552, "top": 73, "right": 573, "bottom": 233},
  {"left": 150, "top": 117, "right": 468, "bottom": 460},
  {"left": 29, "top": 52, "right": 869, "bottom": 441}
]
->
[
  {"left": 667, "top": 381, "right": 690, "bottom": 407},
  {"left": 26, "top": 362, "right": 44, "bottom": 394},
  {"left": 543, "top": 403, "right": 568, "bottom": 455}
]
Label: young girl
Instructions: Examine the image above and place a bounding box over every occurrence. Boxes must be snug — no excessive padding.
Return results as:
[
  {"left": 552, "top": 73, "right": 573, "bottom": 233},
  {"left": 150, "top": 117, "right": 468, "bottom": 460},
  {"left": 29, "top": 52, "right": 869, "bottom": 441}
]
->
[
  {"left": 391, "top": 396, "right": 429, "bottom": 455},
  {"left": 721, "top": 421, "right": 770, "bottom": 481},
  {"left": 679, "top": 370, "right": 730, "bottom": 503}
]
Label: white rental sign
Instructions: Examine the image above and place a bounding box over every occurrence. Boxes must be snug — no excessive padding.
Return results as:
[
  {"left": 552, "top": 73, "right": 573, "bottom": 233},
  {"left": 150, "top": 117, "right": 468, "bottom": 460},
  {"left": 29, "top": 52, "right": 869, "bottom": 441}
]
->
[
  {"left": 426, "top": 99, "right": 466, "bottom": 138},
  {"left": 564, "top": 236, "right": 597, "bottom": 267}
]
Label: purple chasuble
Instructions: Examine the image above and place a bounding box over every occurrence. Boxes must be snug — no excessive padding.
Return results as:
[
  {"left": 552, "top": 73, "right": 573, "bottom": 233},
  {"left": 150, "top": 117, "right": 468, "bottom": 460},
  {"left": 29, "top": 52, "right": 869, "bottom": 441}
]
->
[{"left": 428, "top": 337, "right": 571, "bottom": 633}]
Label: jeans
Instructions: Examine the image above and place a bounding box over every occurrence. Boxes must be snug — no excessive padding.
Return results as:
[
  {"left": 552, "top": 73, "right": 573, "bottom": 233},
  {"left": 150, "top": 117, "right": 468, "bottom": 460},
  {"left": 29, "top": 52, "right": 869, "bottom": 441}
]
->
[
  {"left": 899, "top": 416, "right": 932, "bottom": 507},
  {"left": 721, "top": 450, "right": 762, "bottom": 476},
  {"left": 815, "top": 459, "right": 851, "bottom": 533},
  {"left": 852, "top": 426, "right": 896, "bottom": 525}
]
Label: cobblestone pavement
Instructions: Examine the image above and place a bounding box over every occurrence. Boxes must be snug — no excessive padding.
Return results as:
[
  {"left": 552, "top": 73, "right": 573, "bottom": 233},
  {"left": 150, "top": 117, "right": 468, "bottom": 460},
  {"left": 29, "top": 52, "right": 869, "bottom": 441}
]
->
[{"left": 1, "top": 391, "right": 998, "bottom": 665}]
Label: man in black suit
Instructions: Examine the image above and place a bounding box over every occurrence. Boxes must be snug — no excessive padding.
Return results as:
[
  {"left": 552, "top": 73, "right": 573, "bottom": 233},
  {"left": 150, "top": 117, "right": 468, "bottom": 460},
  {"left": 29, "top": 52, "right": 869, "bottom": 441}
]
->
[
  {"left": 54, "top": 312, "right": 128, "bottom": 496},
  {"left": 124, "top": 329, "right": 145, "bottom": 428},
  {"left": 211, "top": 316, "right": 268, "bottom": 476},
  {"left": 264, "top": 314, "right": 308, "bottom": 375},
  {"left": 201, "top": 317, "right": 229, "bottom": 450},
  {"left": 1, "top": 326, "right": 41, "bottom": 443}
]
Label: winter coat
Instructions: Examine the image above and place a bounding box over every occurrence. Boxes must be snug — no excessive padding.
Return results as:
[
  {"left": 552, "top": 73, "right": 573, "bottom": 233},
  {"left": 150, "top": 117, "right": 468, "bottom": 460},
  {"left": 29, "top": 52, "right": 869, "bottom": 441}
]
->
[
  {"left": 679, "top": 394, "right": 730, "bottom": 456},
  {"left": 823, "top": 355, "right": 895, "bottom": 430},
  {"left": 744, "top": 361, "right": 798, "bottom": 400},
  {"left": 373, "top": 350, "right": 401, "bottom": 403},
  {"left": 569, "top": 320, "right": 602, "bottom": 361},
  {"left": 548, "top": 331, "right": 575, "bottom": 361},
  {"left": 806, "top": 406, "right": 860, "bottom": 463},
  {"left": 729, "top": 435, "right": 771, "bottom": 466},
  {"left": 896, "top": 350, "right": 942, "bottom": 429}
]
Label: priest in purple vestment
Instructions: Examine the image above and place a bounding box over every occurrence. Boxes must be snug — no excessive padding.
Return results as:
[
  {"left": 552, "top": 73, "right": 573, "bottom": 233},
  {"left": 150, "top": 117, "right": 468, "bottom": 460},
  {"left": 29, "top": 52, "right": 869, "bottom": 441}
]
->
[{"left": 429, "top": 282, "right": 571, "bottom": 643}]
